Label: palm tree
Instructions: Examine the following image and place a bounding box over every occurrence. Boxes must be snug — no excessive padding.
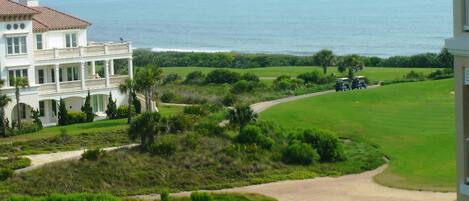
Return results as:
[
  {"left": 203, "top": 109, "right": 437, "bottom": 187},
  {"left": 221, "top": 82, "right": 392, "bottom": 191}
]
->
[
  {"left": 0, "top": 79, "right": 11, "bottom": 137},
  {"left": 129, "top": 112, "right": 166, "bottom": 149},
  {"left": 337, "top": 55, "right": 365, "bottom": 79},
  {"left": 227, "top": 104, "right": 258, "bottom": 128},
  {"left": 11, "top": 77, "right": 29, "bottom": 129},
  {"left": 135, "top": 65, "right": 163, "bottom": 111},
  {"left": 119, "top": 78, "right": 137, "bottom": 124},
  {"left": 313, "top": 49, "right": 336, "bottom": 74}
]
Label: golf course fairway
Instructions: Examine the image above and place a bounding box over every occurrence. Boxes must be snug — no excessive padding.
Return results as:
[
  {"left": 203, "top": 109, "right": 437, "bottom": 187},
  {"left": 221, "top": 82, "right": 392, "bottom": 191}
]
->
[{"left": 260, "top": 79, "right": 455, "bottom": 191}]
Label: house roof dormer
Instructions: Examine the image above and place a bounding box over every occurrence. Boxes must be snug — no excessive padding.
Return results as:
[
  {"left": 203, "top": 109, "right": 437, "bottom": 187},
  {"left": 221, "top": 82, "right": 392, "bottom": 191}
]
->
[{"left": 31, "top": 6, "right": 91, "bottom": 32}]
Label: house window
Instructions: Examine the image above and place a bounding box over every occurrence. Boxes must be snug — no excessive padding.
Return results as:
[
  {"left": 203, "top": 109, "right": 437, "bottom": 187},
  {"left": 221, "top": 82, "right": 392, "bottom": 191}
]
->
[
  {"left": 66, "top": 67, "right": 79, "bottom": 81},
  {"left": 39, "top": 101, "right": 45, "bottom": 117},
  {"left": 38, "top": 69, "right": 44, "bottom": 84},
  {"left": 65, "top": 33, "right": 77, "bottom": 48},
  {"left": 36, "top": 34, "right": 43, "bottom": 50},
  {"left": 8, "top": 69, "right": 28, "bottom": 86},
  {"left": 59, "top": 68, "right": 63, "bottom": 82},
  {"left": 20, "top": 104, "right": 26, "bottom": 119},
  {"left": 51, "top": 100, "right": 57, "bottom": 116},
  {"left": 92, "top": 95, "right": 105, "bottom": 113},
  {"left": 51, "top": 69, "right": 55, "bottom": 83},
  {"left": 6, "top": 36, "right": 27, "bottom": 55}
]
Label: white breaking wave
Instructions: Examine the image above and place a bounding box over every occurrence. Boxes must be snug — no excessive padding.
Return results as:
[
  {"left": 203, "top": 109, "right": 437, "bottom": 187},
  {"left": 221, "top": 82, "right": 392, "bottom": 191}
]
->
[{"left": 151, "top": 47, "right": 230, "bottom": 53}]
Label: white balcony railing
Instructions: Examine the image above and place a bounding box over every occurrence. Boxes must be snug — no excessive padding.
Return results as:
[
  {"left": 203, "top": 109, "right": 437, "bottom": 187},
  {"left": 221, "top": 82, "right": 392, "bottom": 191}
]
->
[
  {"left": 37, "top": 75, "right": 128, "bottom": 95},
  {"left": 34, "top": 43, "right": 132, "bottom": 61}
]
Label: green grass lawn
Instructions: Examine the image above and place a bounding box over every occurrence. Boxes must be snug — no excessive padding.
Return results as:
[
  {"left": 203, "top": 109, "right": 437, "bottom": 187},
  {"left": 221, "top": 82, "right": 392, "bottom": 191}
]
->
[
  {"left": 260, "top": 79, "right": 455, "bottom": 191},
  {"left": 161, "top": 66, "right": 441, "bottom": 82}
]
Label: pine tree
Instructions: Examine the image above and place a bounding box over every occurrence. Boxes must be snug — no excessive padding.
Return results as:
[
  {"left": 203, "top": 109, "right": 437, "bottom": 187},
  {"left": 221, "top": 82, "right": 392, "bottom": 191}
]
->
[
  {"left": 106, "top": 92, "right": 118, "bottom": 119},
  {"left": 81, "top": 90, "right": 94, "bottom": 122},
  {"left": 58, "top": 98, "right": 69, "bottom": 126}
]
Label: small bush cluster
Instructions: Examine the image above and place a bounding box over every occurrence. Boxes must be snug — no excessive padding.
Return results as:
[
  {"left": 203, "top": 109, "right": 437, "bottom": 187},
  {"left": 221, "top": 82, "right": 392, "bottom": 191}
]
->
[
  {"left": 161, "top": 92, "right": 177, "bottom": 103},
  {"left": 205, "top": 69, "right": 241, "bottom": 84},
  {"left": 230, "top": 80, "right": 263, "bottom": 94},
  {"left": 116, "top": 105, "right": 136, "bottom": 119},
  {"left": 149, "top": 140, "right": 177, "bottom": 156},
  {"left": 297, "top": 71, "right": 334, "bottom": 85},
  {"left": 184, "top": 71, "right": 206, "bottom": 85},
  {"left": 283, "top": 140, "right": 320, "bottom": 165},
  {"left": 0, "top": 168, "right": 13, "bottom": 181},
  {"left": 6, "top": 121, "right": 42, "bottom": 136},
  {"left": 168, "top": 114, "right": 195, "bottom": 134},
  {"left": 221, "top": 93, "right": 238, "bottom": 106},
  {"left": 191, "top": 192, "right": 213, "bottom": 201},
  {"left": 293, "top": 129, "right": 345, "bottom": 162},
  {"left": 194, "top": 121, "right": 225, "bottom": 136},
  {"left": 81, "top": 148, "right": 106, "bottom": 161},
  {"left": 68, "top": 112, "right": 87, "bottom": 124},
  {"left": 163, "top": 73, "right": 182, "bottom": 85},
  {"left": 236, "top": 125, "right": 274, "bottom": 150},
  {"left": 273, "top": 75, "right": 304, "bottom": 91},
  {"left": 0, "top": 157, "right": 31, "bottom": 170}
]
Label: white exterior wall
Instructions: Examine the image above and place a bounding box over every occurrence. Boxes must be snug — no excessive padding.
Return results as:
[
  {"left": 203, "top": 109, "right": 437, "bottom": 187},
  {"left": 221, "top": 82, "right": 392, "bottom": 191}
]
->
[{"left": 44, "top": 29, "right": 87, "bottom": 49}]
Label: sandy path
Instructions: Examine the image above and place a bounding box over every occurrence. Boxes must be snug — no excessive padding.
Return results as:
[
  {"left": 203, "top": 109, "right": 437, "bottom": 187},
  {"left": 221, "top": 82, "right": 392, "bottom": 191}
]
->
[
  {"left": 16, "top": 144, "right": 138, "bottom": 173},
  {"left": 132, "top": 165, "right": 455, "bottom": 201}
]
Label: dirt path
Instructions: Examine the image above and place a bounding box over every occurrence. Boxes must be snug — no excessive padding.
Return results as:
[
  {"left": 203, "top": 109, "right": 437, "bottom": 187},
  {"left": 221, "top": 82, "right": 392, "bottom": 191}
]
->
[
  {"left": 16, "top": 144, "right": 138, "bottom": 173},
  {"left": 132, "top": 164, "right": 455, "bottom": 201}
]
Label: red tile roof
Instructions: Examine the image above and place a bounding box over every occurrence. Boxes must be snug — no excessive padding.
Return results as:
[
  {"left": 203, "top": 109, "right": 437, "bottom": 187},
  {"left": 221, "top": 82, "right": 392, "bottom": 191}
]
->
[
  {"left": 32, "top": 6, "right": 91, "bottom": 32},
  {"left": 0, "top": 0, "right": 38, "bottom": 16}
]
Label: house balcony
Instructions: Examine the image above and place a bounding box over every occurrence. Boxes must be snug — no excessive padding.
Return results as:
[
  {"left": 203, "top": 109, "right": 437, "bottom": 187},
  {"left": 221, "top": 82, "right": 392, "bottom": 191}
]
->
[
  {"left": 37, "top": 75, "right": 128, "bottom": 95},
  {"left": 33, "top": 42, "right": 133, "bottom": 65}
]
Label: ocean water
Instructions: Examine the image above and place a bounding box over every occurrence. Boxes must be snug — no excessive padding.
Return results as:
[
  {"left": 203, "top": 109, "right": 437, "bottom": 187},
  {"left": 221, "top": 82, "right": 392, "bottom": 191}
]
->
[{"left": 41, "top": 0, "right": 452, "bottom": 57}]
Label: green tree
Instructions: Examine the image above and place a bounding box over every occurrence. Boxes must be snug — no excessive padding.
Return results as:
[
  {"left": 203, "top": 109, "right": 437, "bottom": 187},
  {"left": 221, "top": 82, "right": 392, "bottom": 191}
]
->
[
  {"left": 81, "top": 90, "right": 94, "bottom": 122},
  {"left": 58, "top": 98, "right": 69, "bottom": 126},
  {"left": 313, "top": 49, "right": 336, "bottom": 74},
  {"left": 135, "top": 65, "right": 163, "bottom": 112},
  {"left": 11, "top": 77, "right": 29, "bottom": 129},
  {"left": 119, "top": 79, "right": 137, "bottom": 123},
  {"left": 0, "top": 79, "right": 11, "bottom": 137},
  {"left": 438, "top": 48, "right": 454, "bottom": 69},
  {"left": 31, "top": 108, "right": 42, "bottom": 129},
  {"left": 106, "top": 92, "right": 118, "bottom": 119},
  {"left": 338, "top": 55, "right": 365, "bottom": 79},
  {"left": 129, "top": 112, "right": 167, "bottom": 149},
  {"left": 227, "top": 104, "right": 258, "bottom": 128}
]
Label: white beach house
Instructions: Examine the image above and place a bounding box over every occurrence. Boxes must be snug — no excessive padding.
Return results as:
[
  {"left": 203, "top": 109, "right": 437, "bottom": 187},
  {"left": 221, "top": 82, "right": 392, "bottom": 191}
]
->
[{"left": 0, "top": 0, "right": 134, "bottom": 126}]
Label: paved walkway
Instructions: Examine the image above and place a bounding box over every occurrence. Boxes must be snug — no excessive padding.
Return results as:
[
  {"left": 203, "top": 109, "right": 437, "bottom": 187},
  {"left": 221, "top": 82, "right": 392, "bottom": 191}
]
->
[{"left": 132, "top": 165, "right": 455, "bottom": 201}]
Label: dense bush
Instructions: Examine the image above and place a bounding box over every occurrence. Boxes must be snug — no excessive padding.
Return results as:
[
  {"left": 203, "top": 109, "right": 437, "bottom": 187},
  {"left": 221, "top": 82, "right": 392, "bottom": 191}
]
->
[
  {"left": 163, "top": 73, "right": 181, "bottom": 85},
  {"left": 184, "top": 133, "right": 200, "bottom": 149},
  {"left": 194, "top": 121, "right": 225, "bottom": 136},
  {"left": 241, "top": 73, "right": 260, "bottom": 82},
  {"left": 296, "top": 129, "right": 345, "bottom": 162},
  {"left": 191, "top": 192, "right": 213, "bottom": 201},
  {"left": 273, "top": 76, "right": 304, "bottom": 91},
  {"left": 168, "top": 114, "right": 195, "bottom": 134},
  {"left": 160, "top": 190, "right": 170, "bottom": 201},
  {"left": 184, "top": 71, "right": 206, "bottom": 85},
  {"left": 81, "top": 148, "right": 106, "bottom": 161},
  {"left": 67, "top": 112, "right": 87, "bottom": 124},
  {"left": 183, "top": 105, "right": 208, "bottom": 116},
  {"left": 236, "top": 125, "right": 274, "bottom": 149},
  {"left": 149, "top": 140, "right": 177, "bottom": 156},
  {"left": 116, "top": 105, "right": 136, "bottom": 119},
  {"left": 428, "top": 69, "right": 453, "bottom": 80},
  {"left": 221, "top": 93, "right": 238, "bottom": 106},
  {"left": 297, "top": 71, "right": 333, "bottom": 85},
  {"left": 134, "top": 48, "right": 453, "bottom": 69},
  {"left": 227, "top": 105, "right": 258, "bottom": 128},
  {"left": 205, "top": 69, "right": 241, "bottom": 84},
  {"left": 106, "top": 93, "right": 118, "bottom": 119},
  {"left": 230, "top": 80, "right": 254, "bottom": 93},
  {"left": 161, "top": 92, "right": 177, "bottom": 103},
  {"left": 283, "top": 140, "right": 320, "bottom": 165},
  {"left": 6, "top": 121, "right": 42, "bottom": 136},
  {"left": 403, "top": 71, "right": 425, "bottom": 80},
  {"left": 4, "top": 194, "right": 121, "bottom": 201}
]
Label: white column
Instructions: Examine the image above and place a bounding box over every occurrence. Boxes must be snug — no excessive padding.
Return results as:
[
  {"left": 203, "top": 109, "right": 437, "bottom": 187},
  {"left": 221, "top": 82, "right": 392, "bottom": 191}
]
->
[
  {"left": 104, "top": 60, "right": 110, "bottom": 87},
  {"left": 91, "top": 61, "right": 96, "bottom": 77},
  {"left": 80, "top": 61, "right": 86, "bottom": 90},
  {"left": 54, "top": 64, "right": 60, "bottom": 92},
  {"left": 110, "top": 60, "right": 115, "bottom": 76},
  {"left": 128, "top": 58, "right": 133, "bottom": 79}
]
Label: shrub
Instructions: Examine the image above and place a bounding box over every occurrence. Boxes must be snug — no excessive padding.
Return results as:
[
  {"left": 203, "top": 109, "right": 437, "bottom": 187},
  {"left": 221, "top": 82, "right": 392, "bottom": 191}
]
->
[
  {"left": 116, "top": 105, "right": 136, "bottom": 119},
  {"left": 273, "top": 76, "right": 304, "bottom": 91},
  {"left": 205, "top": 69, "right": 241, "bottom": 84},
  {"left": 161, "top": 92, "right": 177, "bottom": 103},
  {"left": 227, "top": 104, "right": 258, "bottom": 128},
  {"left": 230, "top": 80, "right": 253, "bottom": 93},
  {"left": 81, "top": 148, "right": 106, "bottom": 161},
  {"left": 106, "top": 92, "right": 118, "bottom": 119},
  {"left": 67, "top": 112, "right": 87, "bottom": 124},
  {"left": 185, "top": 133, "right": 200, "bottom": 149},
  {"left": 168, "top": 114, "right": 194, "bottom": 134},
  {"left": 149, "top": 140, "right": 177, "bottom": 156},
  {"left": 163, "top": 73, "right": 181, "bottom": 85},
  {"left": 283, "top": 140, "right": 319, "bottom": 165},
  {"left": 58, "top": 98, "right": 69, "bottom": 126},
  {"left": 7, "top": 121, "right": 42, "bottom": 136},
  {"left": 0, "top": 157, "right": 31, "bottom": 170},
  {"left": 190, "top": 192, "right": 213, "bottom": 201},
  {"left": 160, "top": 190, "right": 170, "bottom": 201},
  {"left": 183, "top": 105, "right": 208, "bottom": 116},
  {"left": 236, "top": 125, "right": 274, "bottom": 149},
  {"left": 241, "top": 72, "right": 260, "bottom": 82},
  {"left": 428, "top": 69, "right": 453, "bottom": 80},
  {"left": 403, "top": 71, "right": 425, "bottom": 80},
  {"left": 184, "top": 71, "right": 206, "bottom": 85},
  {"left": 0, "top": 168, "right": 13, "bottom": 181},
  {"left": 194, "top": 121, "right": 225, "bottom": 136},
  {"left": 221, "top": 93, "right": 238, "bottom": 106},
  {"left": 297, "top": 129, "right": 345, "bottom": 162},
  {"left": 81, "top": 91, "right": 95, "bottom": 122}
]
